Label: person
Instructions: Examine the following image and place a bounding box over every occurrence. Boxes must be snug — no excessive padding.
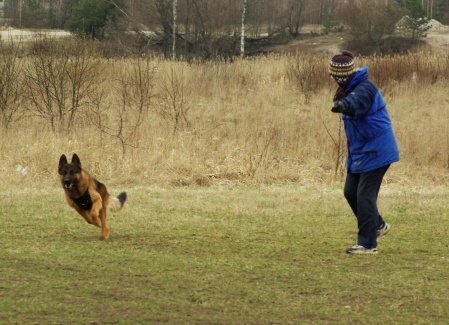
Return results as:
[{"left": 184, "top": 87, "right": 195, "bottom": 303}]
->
[{"left": 328, "top": 50, "right": 399, "bottom": 254}]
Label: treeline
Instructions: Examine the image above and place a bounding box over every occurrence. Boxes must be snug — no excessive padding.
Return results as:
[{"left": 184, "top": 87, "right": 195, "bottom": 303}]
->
[{"left": 2, "top": 0, "right": 449, "bottom": 57}]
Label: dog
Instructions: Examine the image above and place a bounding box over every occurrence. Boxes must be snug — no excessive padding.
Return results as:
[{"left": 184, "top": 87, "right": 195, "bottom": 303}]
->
[{"left": 58, "top": 153, "right": 127, "bottom": 240}]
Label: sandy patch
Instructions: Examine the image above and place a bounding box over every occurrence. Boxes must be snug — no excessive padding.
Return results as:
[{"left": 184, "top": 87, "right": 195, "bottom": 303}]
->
[{"left": 0, "top": 28, "right": 71, "bottom": 41}]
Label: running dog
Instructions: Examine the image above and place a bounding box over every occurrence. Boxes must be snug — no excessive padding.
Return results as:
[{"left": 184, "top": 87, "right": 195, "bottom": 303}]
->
[{"left": 58, "top": 153, "right": 127, "bottom": 240}]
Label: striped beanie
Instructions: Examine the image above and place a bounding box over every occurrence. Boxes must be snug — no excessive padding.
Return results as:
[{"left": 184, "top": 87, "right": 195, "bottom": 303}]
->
[{"left": 329, "top": 50, "right": 357, "bottom": 79}]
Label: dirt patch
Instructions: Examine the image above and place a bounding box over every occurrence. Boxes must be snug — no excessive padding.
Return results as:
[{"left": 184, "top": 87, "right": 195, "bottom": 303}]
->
[
  {"left": 265, "top": 23, "right": 449, "bottom": 55},
  {"left": 0, "top": 28, "right": 71, "bottom": 41},
  {"left": 424, "top": 29, "right": 449, "bottom": 53},
  {"left": 276, "top": 35, "right": 345, "bottom": 55}
]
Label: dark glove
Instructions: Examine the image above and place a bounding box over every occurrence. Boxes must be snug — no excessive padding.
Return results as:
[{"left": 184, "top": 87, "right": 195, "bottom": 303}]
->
[{"left": 331, "top": 100, "right": 345, "bottom": 113}]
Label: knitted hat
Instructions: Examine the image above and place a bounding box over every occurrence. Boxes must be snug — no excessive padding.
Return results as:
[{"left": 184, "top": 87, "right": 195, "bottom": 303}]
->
[{"left": 329, "top": 50, "right": 357, "bottom": 79}]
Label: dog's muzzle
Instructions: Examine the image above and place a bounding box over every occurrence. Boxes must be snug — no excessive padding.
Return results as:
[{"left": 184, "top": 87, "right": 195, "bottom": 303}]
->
[{"left": 64, "top": 179, "right": 75, "bottom": 190}]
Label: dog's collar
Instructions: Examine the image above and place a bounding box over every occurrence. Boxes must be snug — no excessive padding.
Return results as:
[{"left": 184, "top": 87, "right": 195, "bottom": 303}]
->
[{"left": 71, "top": 189, "right": 93, "bottom": 211}]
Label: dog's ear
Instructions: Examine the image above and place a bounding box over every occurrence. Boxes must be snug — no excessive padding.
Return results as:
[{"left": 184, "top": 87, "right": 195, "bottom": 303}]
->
[
  {"left": 71, "top": 154, "right": 82, "bottom": 168},
  {"left": 58, "top": 154, "right": 68, "bottom": 169}
]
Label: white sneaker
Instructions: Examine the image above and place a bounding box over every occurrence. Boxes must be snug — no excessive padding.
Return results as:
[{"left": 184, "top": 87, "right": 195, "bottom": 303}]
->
[
  {"left": 346, "top": 245, "right": 378, "bottom": 254},
  {"left": 377, "top": 222, "right": 390, "bottom": 238}
]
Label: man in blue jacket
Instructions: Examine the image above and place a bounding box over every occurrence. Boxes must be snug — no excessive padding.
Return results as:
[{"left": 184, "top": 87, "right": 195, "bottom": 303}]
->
[{"left": 329, "top": 50, "right": 399, "bottom": 254}]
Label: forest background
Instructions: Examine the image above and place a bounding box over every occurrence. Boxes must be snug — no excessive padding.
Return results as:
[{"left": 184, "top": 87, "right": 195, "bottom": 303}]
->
[{"left": 1, "top": 0, "right": 449, "bottom": 57}]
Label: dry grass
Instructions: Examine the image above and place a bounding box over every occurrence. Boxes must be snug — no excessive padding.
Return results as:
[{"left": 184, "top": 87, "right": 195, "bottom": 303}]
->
[{"left": 1, "top": 50, "right": 449, "bottom": 188}]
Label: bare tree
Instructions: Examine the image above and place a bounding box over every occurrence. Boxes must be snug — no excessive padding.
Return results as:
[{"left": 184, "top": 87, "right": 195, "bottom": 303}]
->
[
  {"left": 339, "top": 0, "right": 403, "bottom": 51},
  {"left": 24, "top": 37, "right": 102, "bottom": 132},
  {"left": 152, "top": 0, "right": 174, "bottom": 56},
  {"left": 173, "top": 0, "right": 178, "bottom": 59},
  {"left": 286, "top": 0, "right": 306, "bottom": 36},
  {"left": 287, "top": 53, "right": 328, "bottom": 103},
  {"left": 0, "top": 40, "right": 26, "bottom": 129},
  {"left": 240, "top": 0, "right": 248, "bottom": 57},
  {"left": 157, "top": 66, "right": 191, "bottom": 135},
  {"left": 89, "top": 57, "right": 157, "bottom": 154}
]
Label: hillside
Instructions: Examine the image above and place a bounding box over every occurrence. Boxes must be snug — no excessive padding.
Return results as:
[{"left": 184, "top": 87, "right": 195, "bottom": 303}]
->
[{"left": 265, "top": 22, "right": 449, "bottom": 55}]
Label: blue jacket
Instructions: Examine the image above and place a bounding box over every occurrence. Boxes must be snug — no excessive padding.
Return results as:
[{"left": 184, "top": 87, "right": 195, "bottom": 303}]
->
[{"left": 340, "top": 66, "right": 399, "bottom": 173}]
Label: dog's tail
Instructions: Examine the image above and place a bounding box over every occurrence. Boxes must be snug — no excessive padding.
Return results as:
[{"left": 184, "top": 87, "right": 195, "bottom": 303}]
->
[{"left": 108, "top": 192, "right": 127, "bottom": 213}]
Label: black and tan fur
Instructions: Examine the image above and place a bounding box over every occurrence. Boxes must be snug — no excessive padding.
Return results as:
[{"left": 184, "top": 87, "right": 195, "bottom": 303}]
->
[{"left": 58, "top": 153, "right": 127, "bottom": 240}]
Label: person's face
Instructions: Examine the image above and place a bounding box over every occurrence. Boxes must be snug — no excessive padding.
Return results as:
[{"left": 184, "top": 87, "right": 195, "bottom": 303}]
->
[
  {"left": 331, "top": 76, "right": 344, "bottom": 87},
  {"left": 331, "top": 75, "right": 353, "bottom": 88}
]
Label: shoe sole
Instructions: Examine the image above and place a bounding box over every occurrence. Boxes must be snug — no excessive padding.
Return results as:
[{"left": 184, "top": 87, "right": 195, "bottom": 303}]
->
[{"left": 347, "top": 249, "right": 378, "bottom": 254}]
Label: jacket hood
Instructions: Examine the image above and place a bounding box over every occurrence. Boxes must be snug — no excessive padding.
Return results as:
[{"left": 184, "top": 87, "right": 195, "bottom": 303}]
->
[{"left": 346, "top": 66, "right": 368, "bottom": 93}]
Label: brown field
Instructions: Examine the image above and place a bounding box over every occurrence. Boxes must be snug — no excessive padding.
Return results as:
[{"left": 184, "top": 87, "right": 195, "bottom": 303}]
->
[{"left": 0, "top": 38, "right": 448, "bottom": 189}]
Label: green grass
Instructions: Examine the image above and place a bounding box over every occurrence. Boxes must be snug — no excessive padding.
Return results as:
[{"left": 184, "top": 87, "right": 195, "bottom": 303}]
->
[{"left": 1, "top": 184, "right": 448, "bottom": 324}]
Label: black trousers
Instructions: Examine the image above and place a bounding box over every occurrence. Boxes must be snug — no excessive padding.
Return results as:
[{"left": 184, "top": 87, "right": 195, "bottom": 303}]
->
[{"left": 343, "top": 165, "right": 390, "bottom": 249}]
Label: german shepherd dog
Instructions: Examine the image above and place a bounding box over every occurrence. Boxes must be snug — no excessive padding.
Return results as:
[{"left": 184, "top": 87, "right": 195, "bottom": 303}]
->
[{"left": 58, "top": 153, "right": 127, "bottom": 240}]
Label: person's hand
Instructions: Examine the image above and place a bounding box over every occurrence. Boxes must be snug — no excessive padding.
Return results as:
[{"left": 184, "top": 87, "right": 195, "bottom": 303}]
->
[{"left": 331, "top": 100, "right": 345, "bottom": 113}]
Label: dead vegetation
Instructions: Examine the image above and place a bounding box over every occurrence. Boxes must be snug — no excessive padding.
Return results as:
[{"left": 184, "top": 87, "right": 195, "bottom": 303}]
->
[{"left": 1, "top": 36, "right": 449, "bottom": 188}]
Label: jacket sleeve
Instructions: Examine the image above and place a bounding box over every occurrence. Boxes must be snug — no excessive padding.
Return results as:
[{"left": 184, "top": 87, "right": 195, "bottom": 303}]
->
[{"left": 340, "top": 81, "right": 378, "bottom": 117}]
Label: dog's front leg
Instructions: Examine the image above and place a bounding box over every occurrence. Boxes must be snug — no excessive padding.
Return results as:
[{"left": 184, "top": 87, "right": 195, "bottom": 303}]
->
[
  {"left": 90, "top": 198, "right": 103, "bottom": 227},
  {"left": 98, "top": 208, "right": 110, "bottom": 240},
  {"left": 91, "top": 199, "right": 109, "bottom": 240}
]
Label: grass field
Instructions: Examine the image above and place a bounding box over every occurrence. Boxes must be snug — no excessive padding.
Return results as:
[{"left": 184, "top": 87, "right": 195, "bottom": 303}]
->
[
  {"left": 1, "top": 47, "right": 449, "bottom": 324},
  {"left": 1, "top": 184, "right": 448, "bottom": 324}
]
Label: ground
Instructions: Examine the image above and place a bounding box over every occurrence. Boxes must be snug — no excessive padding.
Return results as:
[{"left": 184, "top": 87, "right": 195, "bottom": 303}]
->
[
  {"left": 424, "top": 29, "right": 449, "bottom": 53},
  {"left": 266, "top": 23, "right": 449, "bottom": 55},
  {"left": 0, "top": 28, "right": 71, "bottom": 41}
]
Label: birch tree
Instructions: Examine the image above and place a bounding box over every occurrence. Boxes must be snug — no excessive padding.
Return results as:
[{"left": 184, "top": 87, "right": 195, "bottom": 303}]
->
[
  {"left": 173, "top": 0, "right": 178, "bottom": 59},
  {"left": 240, "top": 0, "right": 248, "bottom": 57}
]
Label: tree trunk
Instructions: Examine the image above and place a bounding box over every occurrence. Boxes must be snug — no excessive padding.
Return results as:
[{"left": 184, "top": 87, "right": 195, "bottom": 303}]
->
[
  {"left": 240, "top": 0, "right": 248, "bottom": 57},
  {"left": 173, "top": 0, "right": 178, "bottom": 60}
]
